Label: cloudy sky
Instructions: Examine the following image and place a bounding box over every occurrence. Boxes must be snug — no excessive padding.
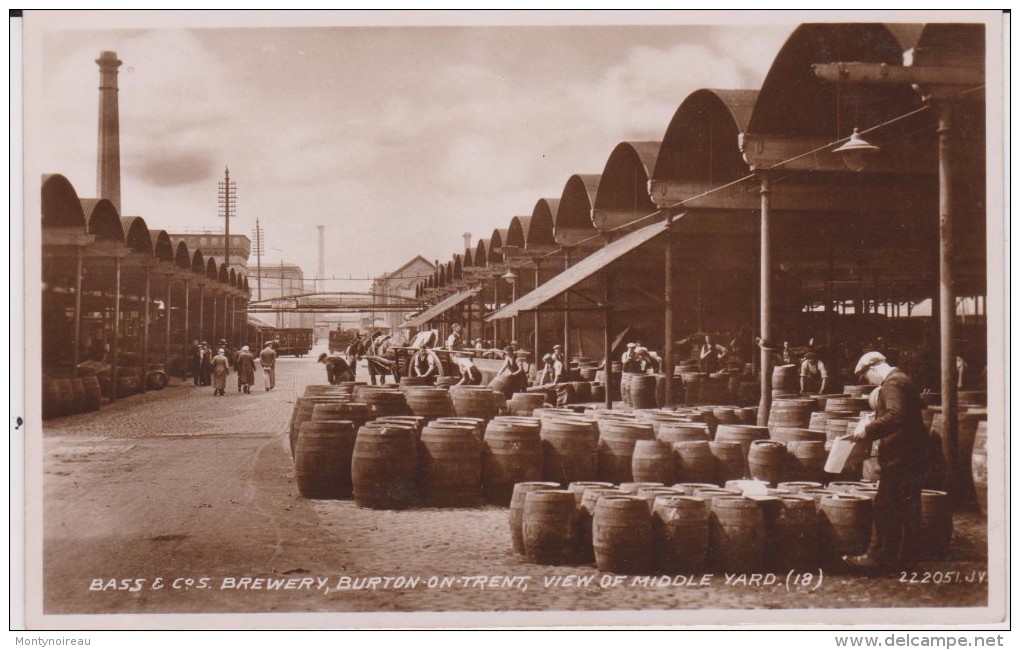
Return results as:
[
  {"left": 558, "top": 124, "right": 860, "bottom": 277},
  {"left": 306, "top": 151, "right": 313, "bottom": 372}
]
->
[{"left": 29, "top": 12, "right": 794, "bottom": 292}]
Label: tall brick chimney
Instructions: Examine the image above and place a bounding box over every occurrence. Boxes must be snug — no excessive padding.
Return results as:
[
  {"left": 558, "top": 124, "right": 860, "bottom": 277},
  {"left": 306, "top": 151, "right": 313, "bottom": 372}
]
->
[
  {"left": 463, "top": 232, "right": 472, "bottom": 250},
  {"left": 96, "top": 51, "right": 122, "bottom": 212}
]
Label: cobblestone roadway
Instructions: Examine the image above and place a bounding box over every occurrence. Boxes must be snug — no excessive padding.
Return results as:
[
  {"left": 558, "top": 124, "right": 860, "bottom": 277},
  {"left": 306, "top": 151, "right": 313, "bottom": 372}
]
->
[{"left": 40, "top": 344, "right": 995, "bottom": 625}]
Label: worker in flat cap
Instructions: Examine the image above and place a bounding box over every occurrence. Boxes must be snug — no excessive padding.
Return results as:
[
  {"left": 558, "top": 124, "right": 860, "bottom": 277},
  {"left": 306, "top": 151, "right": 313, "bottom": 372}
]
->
[{"left": 843, "top": 351, "right": 927, "bottom": 574}]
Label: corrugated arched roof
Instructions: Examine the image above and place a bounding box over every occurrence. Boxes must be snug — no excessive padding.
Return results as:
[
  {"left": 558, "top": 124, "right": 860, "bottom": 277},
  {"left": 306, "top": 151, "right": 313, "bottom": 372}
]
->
[
  {"left": 748, "top": 23, "right": 917, "bottom": 138},
  {"left": 80, "top": 198, "right": 124, "bottom": 243},
  {"left": 653, "top": 89, "right": 757, "bottom": 183},
  {"left": 42, "top": 174, "right": 86, "bottom": 230}
]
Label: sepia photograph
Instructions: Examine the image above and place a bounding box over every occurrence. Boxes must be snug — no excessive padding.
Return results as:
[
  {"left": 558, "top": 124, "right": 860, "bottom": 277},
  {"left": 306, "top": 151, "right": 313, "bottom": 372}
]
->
[{"left": 14, "top": 9, "right": 1007, "bottom": 634}]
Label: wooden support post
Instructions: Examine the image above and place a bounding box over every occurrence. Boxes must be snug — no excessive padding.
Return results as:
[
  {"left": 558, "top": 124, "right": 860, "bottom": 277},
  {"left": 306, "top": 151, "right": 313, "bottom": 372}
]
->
[
  {"left": 141, "top": 267, "right": 150, "bottom": 394},
  {"left": 182, "top": 279, "right": 190, "bottom": 380},
  {"left": 164, "top": 275, "right": 173, "bottom": 370},
  {"left": 111, "top": 257, "right": 121, "bottom": 403},
  {"left": 563, "top": 248, "right": 571, "bottom": 362},
  {"left": 603, "top": 272, "right": 612, "bottom": 410},
  {"left": 533, "top": 265, "right": 541, "bottom": 356},
  {"left": 664, "top": 211, "right": 675, "bottom": 407},
  {"left": 936, "top": 101, "right": 962, "bottom": 503},
  {"left": 72, "top": 247, "right": 83, "bottom": 371},
  {"left": 198, "top": 284, "right": 204, "bottom": 344},
  {"left": 758, "top": 172, "right": 774, "bottom": 427}
]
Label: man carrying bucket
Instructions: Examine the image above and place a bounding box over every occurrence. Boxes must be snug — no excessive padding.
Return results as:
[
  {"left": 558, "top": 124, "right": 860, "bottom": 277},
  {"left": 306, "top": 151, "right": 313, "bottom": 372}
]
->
[{"left": 843, "top": 351, "right": 927, "bottom": 574}]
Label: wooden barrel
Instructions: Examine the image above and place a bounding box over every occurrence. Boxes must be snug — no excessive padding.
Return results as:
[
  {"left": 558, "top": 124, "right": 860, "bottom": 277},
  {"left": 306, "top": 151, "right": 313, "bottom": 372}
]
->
[
  {"left": 488, "top": 374, "right": 517, "bottom": 400},
  {"left": 768, "top": 399, "right": 814, "bottom": 429},
  {"left": 631, "top": 440, "right": 675, "bottom": 485},
  {"left": 577, "top": 486, "right": 618, "bottom": 563},
  {"left": 674, "top": 440, "right": 716, "bottom": 484},
  {"left": 785, "top": 440, "right": 827, "bottom": 483},
  {"left": 579, "top": 367, "right": 598, "bottom": 382},
  {"left": 305, "top": 384, "right": 352, "bottom": 397},
  {"left": 710, "top": 496, "right": 765, "bottom": 573},
  {"left": 808, "top": 411, "right": 833, "bottom": 432},
  {"left": 777, "top": 480, "right": 824, "bottom": 494},
  {"left": 629, "top": 374, "right": 657, "bottom": 409},
  {"left": 290, "top": 396, "right": 351, "bottom": 455},
  {"left": 522, "top": 490, "right": 579, "bottom": 565},
  {"left": 697, "top": 377, "right": 731, "bottom": 405},
  {"left": 375, "top": 415, "right": 427, "bottom": 437},
  {"left": 748, "top": 440, "right": 788, "bottom": 486},
  {"left": 693, "top": 487, "right": 742, "bottom": 509},
  {"left": 592, "top": 495, "right": 653, "bottom": 574},
  {"left": 567, "top": 481, "right": 615, "bottom": 506},
  {"left": 591, "top": 383, "right": 606, "bottom": 403},
  {"left": 450, "top": 386, "right": 499, "bottom": 420},
  {"left": 819, "top": 494, "right": 873, "bottom": 567},
  {"left": 570, "top": 382, "right": 592, "bottom": 404},
  {"left": 509, "top": 392, "right": 547, "bottom": 416},
  {"left": 351, "top": 425, "right": 418, "bottom": 509},
  {"left": 771, "top": 365, "right": 798, "bottom": 393},
  {"left": 509, "top": 482, "right": 561, "bottom": 554},
  {"left": 637, "top": 487, "right": 684, "bottom": 513},
  {"left": 920, "top": 489, "right": 953, "bottom": 559},
  {"left": 636, "top": 411, "right": 687, "bottom": 436},
  {"left": 418, "top": 423, "right": 482, "bottom": 507},
  {"left": 672, "top": 482, "right": 719, "bottom": 495},
  {"left": 681, "top": 373, "right": 703, "bottom": 406},
  {"left": 295, "top": 420, "right": 357, "bottom": 499},
  {"left": 433, "top": 417, "right": 485, "bottom": 443},
  {"left": 658, "top": 422, "right": 710, "bottom": 444},
  {"left": 541, "top": 418, "right": 598, "bottom": 485},
  {"left": 800, "top": 487, "right": 837, "bottom": 510},
  {"left": 403, "top": 387, "right": 455, "bottom": 420},
  {"left": 65, "top": 378, "right": 85, "bottom": 415},
  {"left": 771, "top": 495, "right": 819, "bottom": 571},
  {"left": 709, "top": 441, "right": 745, "bottom": 485},
  {"left": 972, "top": 421, "right": 988, "bottom": 515},
  {"left": 80, "top": 375, "right": 102, "bottom": 412},
  {"left": 734, "top": 405, "right": 757, "bottom": 424},
  {"left": 713, "top": 407, "right": 739, "bottom": 426},
  {"left": 115, "top": 374, "right": 139, "bottom": 398},
  {"left": 825, "top": 418, "right": 854, "bottom": 443},
  {"left": 652, "top": 495, "right": 709, "bottom": 573},
  {"left": 597, "top": 421, "right": 655, "bottom": 484},
  {"left": 482, "top": 420, "right": 544, "bottom": 505},
  {"left": 618, "top": 481, "right": 664, "bottom": 494},
  {"left": 435, "top": 376, "right": 460, "bottom": 388},
  {"left": 312, "top": 402, "right": 371, "bottom": 426},
  {"left": 931, "top": 412, "right": 984, "bottom": 495},
  {"left": 399, "top": 376, "right": 432, "bottom": 388},
  {"left": 843, "top": 384, "right": 873, "bottom": 398},
  {"left": 360, "top": 388, "right": 411, "bottom": 417},
  {"left": 42, "top": 377, "right": 66, "bottom": 419},
  {"left": 828, "top": 480, "right": 871, "bottom": 494},
  {"left": 825, "top": 396, "right": 869, "bottom": 414},
  {"left": 771, "top": 427, "right": 826, "bottom": 444},
  {"left": 714, "top": 425, "right": 770, "bottom": 477}
]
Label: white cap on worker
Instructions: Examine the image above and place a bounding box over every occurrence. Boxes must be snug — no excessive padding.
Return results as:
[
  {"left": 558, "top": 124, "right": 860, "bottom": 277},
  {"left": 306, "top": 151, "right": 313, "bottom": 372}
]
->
[
  {"left": 854, "top": 351, "right": 887, "bottom": 375},
  {"left": 627, "top": 342, "right": 636, "bottom": 348}
]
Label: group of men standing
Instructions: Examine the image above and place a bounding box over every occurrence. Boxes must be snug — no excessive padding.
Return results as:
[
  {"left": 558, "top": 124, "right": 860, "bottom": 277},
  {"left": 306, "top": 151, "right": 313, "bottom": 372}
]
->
[{"left": 189, "top": 339, "right": 278, "bottom": 396}]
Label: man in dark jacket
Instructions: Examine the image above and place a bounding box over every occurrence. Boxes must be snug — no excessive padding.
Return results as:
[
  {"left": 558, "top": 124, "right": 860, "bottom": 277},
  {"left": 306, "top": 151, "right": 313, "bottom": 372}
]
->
[
  {"left": 318, "top": 352, "right": 353, "bottom": 385},
  {"left": 844, "top": 351, "right": 927, "bottom": 573}
]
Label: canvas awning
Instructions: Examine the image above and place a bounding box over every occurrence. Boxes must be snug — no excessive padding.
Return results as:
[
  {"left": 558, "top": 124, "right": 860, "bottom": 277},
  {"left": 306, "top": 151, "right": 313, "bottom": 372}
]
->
[
  {"left": 486, "top": 218, "right": 667, "bottom": 321},
  {"left": 247, "top": 315, "right": 278, "bottom": 330},
  {"left": 405, "top": 288, "right": 478, "bottom": 328}
]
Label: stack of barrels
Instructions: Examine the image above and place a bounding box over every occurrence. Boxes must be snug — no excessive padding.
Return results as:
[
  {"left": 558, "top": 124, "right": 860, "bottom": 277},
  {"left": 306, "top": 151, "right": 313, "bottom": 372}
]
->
[
  {"left": 509, "top": 478, "right": 899, "bottom": 575},
  {"left": 43, "top": 374, "right": 100, "bottom": 419}
]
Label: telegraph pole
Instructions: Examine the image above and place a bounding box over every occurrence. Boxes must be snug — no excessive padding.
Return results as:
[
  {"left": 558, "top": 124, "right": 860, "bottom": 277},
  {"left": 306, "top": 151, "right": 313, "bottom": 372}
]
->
[
  {"left": 218, "top": 167, "right": 237, "bottom": 269},
  {"left": 252, "top": 219, "right": 264, "bottom": 301}
]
